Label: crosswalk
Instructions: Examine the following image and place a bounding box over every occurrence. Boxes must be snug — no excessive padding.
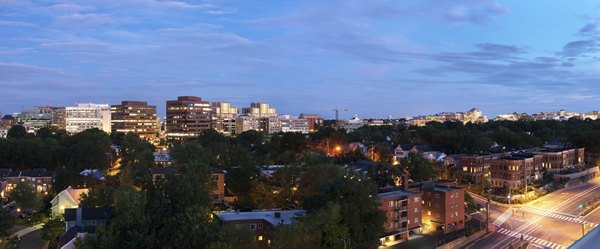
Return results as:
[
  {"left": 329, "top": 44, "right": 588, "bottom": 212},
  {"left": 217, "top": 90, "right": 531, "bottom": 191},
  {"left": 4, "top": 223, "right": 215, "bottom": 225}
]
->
[
  {"left": 497, "top": 227, "right": 565, "bottom": 249},
  {"left": 493, "top": 208, "right": 513, "bottom": 226},
  {"left": 519, "top": 207, "right": 598, "bottom": 227}
]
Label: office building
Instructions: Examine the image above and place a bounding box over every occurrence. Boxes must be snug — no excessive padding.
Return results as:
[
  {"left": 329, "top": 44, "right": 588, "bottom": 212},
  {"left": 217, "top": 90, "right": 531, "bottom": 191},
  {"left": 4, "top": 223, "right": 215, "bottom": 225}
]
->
[
  {"left": 266, "top": 115, "right": 309, "bottom": 134},
  {"left": 242, "top": 102, "right": 277, "bottom": 118},
  {"left": 65, "top": 103, "right": 111, "bottom": 134},
  {"left": 299, "top": 114, "right": 324, "bottom": 132},
  {"left": 165, "top": 96, "right": 213, "bottom": 140},
  {"left": 111, "top": 101, "right": 159, "bottom": 141},
  {"left": 212, "top": 101, "right": 238, "bottom": 135}
]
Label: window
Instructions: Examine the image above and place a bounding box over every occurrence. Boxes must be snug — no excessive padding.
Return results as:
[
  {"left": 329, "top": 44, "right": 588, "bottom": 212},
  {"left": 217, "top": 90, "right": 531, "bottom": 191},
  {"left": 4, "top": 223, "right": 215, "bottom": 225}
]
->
[
  {"left": 414, "top": 197, "right": 419, "bottom": 202},
  {"left": 427, "top": 211, "right": 431, "bottom": 216},
  {"left": 435, "top": 193, "right": 440, "bottom": 199},
  {"left": 258, "top": 236, "right": 263, "bottom": 241},
  {"left": 258, "top": 223, "right": 263, "bottom": 229},
  {"left": 414, "top": 218, "right": 419, "bottom": 223},
  {"left": 250, "top": 224, "right": 256, "bottom": 230},
  {"left": 414, "top": 208, "right": 418, "bottom": 213},
  {"left": 389, "top": 201, "right": 393, "bottom": 207}
]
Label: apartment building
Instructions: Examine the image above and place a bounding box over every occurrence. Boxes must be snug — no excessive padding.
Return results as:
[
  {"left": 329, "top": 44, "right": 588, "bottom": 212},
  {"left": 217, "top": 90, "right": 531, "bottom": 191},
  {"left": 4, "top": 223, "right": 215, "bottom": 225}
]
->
[
  {"left": 111, "top": 101, "right": 159, "bottom": 141},
  {"left": 420, "top": 182, "right": 464, "bottom": 234},
  {"left": 534, "top": 147, "right": 585, "bottom": 170},
  {"left": 461, "top": 154, "right": 493, "bottom": 184},
  {"left": 490, "top": 153, "right": 543, "bottom": 189},
  {"left": 378, "top": 175, "right": 422, "bottom": 246},
  {"left": 0, "top": 168, "right": 54, "bottom": 197}
]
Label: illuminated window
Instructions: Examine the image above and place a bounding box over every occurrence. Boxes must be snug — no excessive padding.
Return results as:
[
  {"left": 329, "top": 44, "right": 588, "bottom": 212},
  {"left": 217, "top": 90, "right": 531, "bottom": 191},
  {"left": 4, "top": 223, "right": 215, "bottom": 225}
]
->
[{"left": 258, "top": 236, "right": 263, "bottom": 241}]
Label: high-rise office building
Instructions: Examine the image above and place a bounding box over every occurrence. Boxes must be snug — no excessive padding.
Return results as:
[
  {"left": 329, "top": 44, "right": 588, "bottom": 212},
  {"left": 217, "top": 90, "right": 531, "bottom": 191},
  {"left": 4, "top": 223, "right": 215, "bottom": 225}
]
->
[
  {"left": 241, "top": 102, "right": 277, "bottom": 118},
  {"left": 38, "top": 106, "right": 66, "bottom": 129},
  {"left": 212, "top": 102, "right": 238, "bottom": 135},
  {"left": 111, "top": 101, "right": 159, "bottom": 141},
  {"left": 65, "top": 103, "right": 111, "bottom": 134},
  {"left": 166, "top": 96, "right": 213, "bottom": 140}
]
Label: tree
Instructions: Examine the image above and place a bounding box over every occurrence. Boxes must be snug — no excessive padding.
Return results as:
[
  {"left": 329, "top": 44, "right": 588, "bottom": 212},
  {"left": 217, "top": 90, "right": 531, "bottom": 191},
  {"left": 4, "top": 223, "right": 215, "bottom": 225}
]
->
[
  {"left": 7, "top": 125, "right": 27, "bottom": 139},
  {"left": 300, "top": 164, "right": 385, "bottom": 248},
  {"left": 272, "top": 203, "right": 349, "bottom": 249},
  {"left": 42, "top": 218, "right": 64, "bottom": 249},
  {"left": 249, "top": 182, "right": 277, "bottom": 209},
  {"left": 400, "top": 153, "right": 435, "bottom": 182},
  {"left": 0, "top": 212, "right": 15, "bottom": 236},
  {"left": 119, "top": 133, "right": 155, "bottom": 186},
  {"left": 465, "top": 192, "right": 478, "bottom": 214},
  {"left": 9, "top": 183, "right": 43, "bottom": 211}
]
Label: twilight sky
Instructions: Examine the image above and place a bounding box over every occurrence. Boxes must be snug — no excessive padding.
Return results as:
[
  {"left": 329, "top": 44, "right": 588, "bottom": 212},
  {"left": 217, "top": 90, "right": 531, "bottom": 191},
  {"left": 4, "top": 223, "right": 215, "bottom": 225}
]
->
[{"left": 1, "top": 0, "right": 600, "bottom": 119}]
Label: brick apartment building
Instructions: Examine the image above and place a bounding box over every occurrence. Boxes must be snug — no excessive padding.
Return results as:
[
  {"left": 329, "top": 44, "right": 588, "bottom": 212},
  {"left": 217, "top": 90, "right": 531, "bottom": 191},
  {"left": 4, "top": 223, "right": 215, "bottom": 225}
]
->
[
  {"left": 0, "top": 168, "right": 54, "bottom": 197},
  {"left": 378, "top": 177, "right": 422, "bottom": 246},
  {"left": 461, "top": 154, "right": 493, "bottom": 184},
  {"left": 419, "top": 182, "right": 465, "bottom": 234},
  {"left": 534, "top": 147, "right": 585, "bottom": 171},
  {"left": 490, "top": 153, "right": 543, "bottom": 189}
]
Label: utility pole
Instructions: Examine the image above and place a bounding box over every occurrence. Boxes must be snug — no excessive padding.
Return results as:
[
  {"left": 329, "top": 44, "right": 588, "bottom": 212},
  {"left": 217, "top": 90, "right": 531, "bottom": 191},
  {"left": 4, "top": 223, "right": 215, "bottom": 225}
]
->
[{"left": 486, "top": 189, "right": 491, "bottom": 233}]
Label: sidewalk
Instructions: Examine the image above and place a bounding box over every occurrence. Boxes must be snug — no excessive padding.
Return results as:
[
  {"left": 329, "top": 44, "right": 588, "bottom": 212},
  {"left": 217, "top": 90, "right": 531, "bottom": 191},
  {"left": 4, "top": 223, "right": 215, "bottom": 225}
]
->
[{"left": 1, "top": 223, "right": 45, "bottom": 248}]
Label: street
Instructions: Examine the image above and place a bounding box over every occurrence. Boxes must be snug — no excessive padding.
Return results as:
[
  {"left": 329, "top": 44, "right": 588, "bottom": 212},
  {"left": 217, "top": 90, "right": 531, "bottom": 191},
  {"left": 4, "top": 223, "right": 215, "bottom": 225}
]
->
[{"left": 470, "top": 177, "right": 600, "bottom": 249}]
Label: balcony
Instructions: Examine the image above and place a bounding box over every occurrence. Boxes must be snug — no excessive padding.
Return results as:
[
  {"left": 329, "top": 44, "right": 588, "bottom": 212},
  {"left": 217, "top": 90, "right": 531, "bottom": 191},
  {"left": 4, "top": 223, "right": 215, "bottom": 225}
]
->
[
  {"left": 394, "top": 216, "right": 408, "bottom": 222},
  {"left": 394, "top": 205, "right": 408, "bottom": 211}
]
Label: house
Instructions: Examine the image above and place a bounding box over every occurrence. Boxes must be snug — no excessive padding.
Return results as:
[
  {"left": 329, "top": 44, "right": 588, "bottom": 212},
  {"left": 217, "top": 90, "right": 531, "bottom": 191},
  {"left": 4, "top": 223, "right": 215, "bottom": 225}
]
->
[
  {"left": 0, "top": 168, "right": 54, "bottom": 197},
  {"left": 150, "top": 166, "right": 226, "bottom": 202},
  {"left": 421, "top": 151, "right": 447, "bottom": 162},
  {"left": 214, "top": 210, "right": 306, "bottom": 247},
  {"left": 378, "top": 175, "right": 422, "bottom": 247},
  {"left": 59, "top": 207, "right": 115, "bottom": 249},
  {"left": 394, "top": 144, "right": 433, "bottom": 161},
  {"left": 50, "top": 186, "right": 89, "bottom": 219}
]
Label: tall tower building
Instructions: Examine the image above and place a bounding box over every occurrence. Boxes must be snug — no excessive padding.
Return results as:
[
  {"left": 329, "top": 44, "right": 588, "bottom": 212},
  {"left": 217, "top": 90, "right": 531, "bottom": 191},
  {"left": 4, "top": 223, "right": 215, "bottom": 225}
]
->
[
  {"left": 166, "top": 96, "right": 213, "bottom": 140},
  {"left": 111, "top": 101, "right": 159, "bottom": 141},
  {"left": 65, "top": 103, "right": 111, "bottom": 134}
]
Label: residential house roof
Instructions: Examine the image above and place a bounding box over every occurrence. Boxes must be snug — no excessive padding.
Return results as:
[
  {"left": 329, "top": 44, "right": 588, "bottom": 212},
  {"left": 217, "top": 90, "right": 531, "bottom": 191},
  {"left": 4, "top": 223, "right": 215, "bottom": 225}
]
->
[{"left": 64, "top": 207, "right": 115, "bottom": 222}]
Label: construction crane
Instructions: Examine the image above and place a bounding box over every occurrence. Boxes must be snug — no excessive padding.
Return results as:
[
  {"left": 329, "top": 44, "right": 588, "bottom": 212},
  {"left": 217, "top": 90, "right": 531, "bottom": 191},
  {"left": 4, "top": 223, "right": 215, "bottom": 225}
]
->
[{"left": 332, "top": 107, "right": 348, "bottom": 129}]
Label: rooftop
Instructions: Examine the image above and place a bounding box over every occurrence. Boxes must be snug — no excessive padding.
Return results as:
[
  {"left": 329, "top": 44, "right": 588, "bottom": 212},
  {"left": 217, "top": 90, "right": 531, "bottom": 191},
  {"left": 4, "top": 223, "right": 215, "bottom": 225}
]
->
[
  {"left": 214, "top": 210, "right": 306, "bottom": 226},
  {"left": 378, "top": 189, "right": 419, "bottom": 199}
]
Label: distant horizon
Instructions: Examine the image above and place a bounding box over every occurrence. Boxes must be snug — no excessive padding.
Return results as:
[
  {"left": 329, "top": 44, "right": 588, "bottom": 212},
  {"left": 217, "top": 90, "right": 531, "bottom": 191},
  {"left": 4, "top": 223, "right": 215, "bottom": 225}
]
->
[
  {"left": 2, "top": 98, "right": 600, "bottom": 121},
  {"left": 2, "top": 1, "right": 600, "bottom": 120}
]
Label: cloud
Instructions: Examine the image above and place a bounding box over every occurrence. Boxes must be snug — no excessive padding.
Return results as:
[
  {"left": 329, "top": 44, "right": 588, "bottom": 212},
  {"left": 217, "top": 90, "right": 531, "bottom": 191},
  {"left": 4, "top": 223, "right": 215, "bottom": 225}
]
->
[
  {"left": 54, "top": 13, "right": 119, "bottom": 30},
  {"left": 562, "top": 40, "right": 596, "bottom": 57}
]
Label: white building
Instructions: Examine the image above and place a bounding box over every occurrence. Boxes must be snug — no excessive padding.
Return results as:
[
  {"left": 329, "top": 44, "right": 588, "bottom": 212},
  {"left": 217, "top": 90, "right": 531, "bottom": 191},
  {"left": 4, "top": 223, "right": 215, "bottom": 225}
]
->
[
  {"left": 65, "top": 103, "right": 111, "bottom": 134},
  {"left": 235, "top": 115, "right": 262, "bottom": 134},
  {"left": 267, "top": 115, "right": 309, "bottom": 134},
  {"left": 340, "top": 115, "right": 364, "bottom": 132}
]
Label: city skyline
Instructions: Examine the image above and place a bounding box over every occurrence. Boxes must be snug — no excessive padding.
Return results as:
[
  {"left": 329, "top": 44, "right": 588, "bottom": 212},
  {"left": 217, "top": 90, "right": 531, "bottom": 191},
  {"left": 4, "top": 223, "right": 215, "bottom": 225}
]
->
[{"left": 2, "top": 1, "right": 600, "bottom": 117}]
